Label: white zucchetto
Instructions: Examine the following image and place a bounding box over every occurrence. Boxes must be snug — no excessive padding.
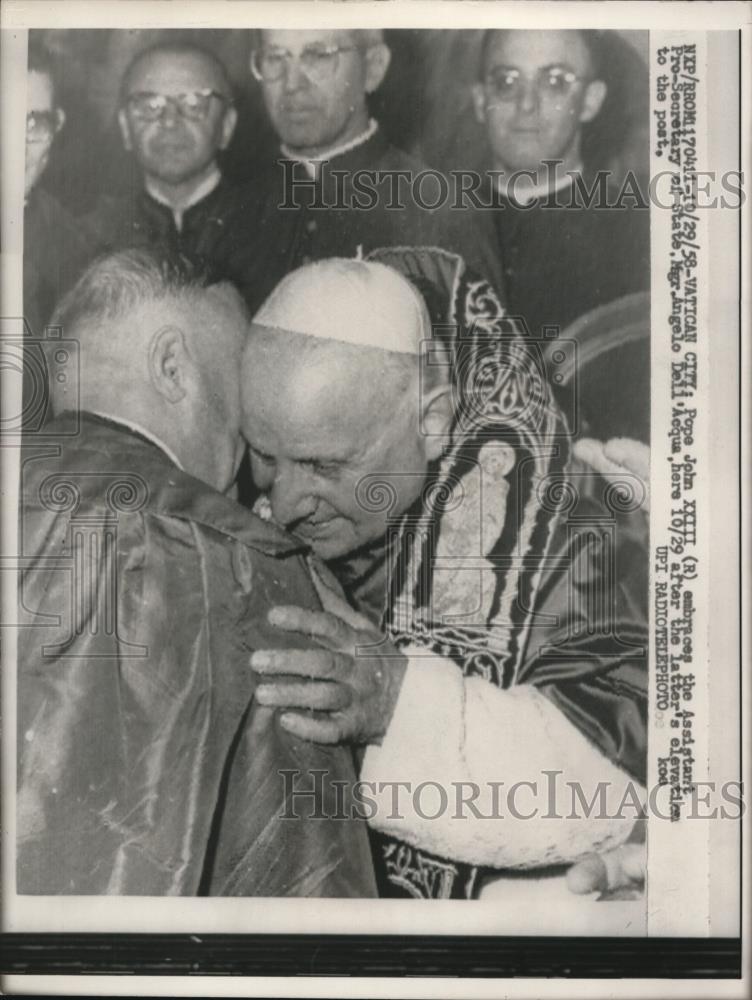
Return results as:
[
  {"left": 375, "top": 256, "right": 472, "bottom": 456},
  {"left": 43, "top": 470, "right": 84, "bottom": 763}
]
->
[{"left": 251, "top": 258, "right": 431, "bottom": 355}]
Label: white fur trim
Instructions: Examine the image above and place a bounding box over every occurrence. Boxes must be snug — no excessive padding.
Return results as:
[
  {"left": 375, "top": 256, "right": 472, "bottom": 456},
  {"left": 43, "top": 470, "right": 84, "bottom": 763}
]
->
[{"left": 362, "top": 656, "right": 641, "bottom": 868}]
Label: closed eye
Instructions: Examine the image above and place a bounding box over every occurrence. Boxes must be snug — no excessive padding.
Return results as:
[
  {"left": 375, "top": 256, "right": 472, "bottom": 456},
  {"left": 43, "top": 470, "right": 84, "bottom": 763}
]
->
[
  {"left": 249, "top": 446, "right": 276, "bottom": 465},
  {"left": 300, "top": 459, "right": 343, "bottom": 478}
]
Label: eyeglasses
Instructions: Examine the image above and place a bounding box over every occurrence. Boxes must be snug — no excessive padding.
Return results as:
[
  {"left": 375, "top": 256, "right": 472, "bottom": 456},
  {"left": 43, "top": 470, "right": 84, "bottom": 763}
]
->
[
  {"left": 250, "top": 43, "right": 360, "bottom": 84},
  {"left": 484, "top": 66, "right": 587, "bottom": 103},
  {"left": 26, "top": 109, "right": 62, "bottom": 143},
  {"left": 125, "top": 89, "right": 229, "bottom": 122}
]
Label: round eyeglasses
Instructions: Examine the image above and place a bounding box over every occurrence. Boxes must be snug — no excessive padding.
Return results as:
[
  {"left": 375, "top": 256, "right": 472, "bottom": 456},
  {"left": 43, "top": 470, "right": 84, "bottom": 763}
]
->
[
  {"left": 125, "top": 89, "right": 229, "bottom": 122},
  {"left": 250, "top": 43, "right": 359, "bottom": 84},
  {"left": 484, "top": 67, "right": 587, "bottom": 103},
  {"left": 26, "top": 109, "right": 62, "bottom": 144}
]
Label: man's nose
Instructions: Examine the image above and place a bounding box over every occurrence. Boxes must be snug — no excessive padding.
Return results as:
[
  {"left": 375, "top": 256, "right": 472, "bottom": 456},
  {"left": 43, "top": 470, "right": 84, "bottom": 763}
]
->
[
  {"left": 282, "top": 56, "right": 310, "bottom": 93},
  {"left": 270, "top": 466, "right": 319, "bottom": 527},
  {"left": 158, "top": 101, "right": 181, "bottom": 128},
  {"left": 517, "top": 79, "right": 539, "bottom": 115}
]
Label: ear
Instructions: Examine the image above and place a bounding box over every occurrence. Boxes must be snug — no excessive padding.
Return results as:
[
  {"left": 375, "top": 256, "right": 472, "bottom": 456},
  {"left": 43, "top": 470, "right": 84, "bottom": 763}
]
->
[
  {"left": 149, "top": 325, "right": 190, "bottom": 404},
  {"left": 219, "top": 104, "right": 238, "bottom": 150},
  {"left": 471, "top": 82, "right": 487, "bottom": 125},
  {"left": 54, "top": 107, "right": 66, "bottom": 134},
  {"left": 118, "top": 108, "right": 133, "bottom": 152},
  {"left": 420, "top": 383, "right": 454, "bottom": 462},
  {"left": 579, "top": 79, "right": 607, "bottom": 124},
  {"left": 364, "top": 42, "right": 391, "bottom": 94}
]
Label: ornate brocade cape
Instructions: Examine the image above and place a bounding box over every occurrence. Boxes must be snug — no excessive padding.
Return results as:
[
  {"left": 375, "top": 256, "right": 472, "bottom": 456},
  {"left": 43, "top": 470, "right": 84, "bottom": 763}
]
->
[{"left": 352, "top": 247, "right": 648, "bottom": 899}]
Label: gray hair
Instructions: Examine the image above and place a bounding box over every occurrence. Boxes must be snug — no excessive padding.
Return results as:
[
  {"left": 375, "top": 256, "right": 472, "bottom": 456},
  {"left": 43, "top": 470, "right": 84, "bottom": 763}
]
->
[
  {"left": 254, "top": 28, "right": 385, "bottom": 51},
  {"left": 50, "top": 247, "right": 242, "bottom": 341}
]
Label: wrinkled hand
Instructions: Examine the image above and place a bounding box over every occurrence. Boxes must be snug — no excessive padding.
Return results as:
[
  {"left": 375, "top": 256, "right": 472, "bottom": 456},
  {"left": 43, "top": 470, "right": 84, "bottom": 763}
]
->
[
  {"left": 567, "top": 822, "right": 646, "bottom": 899},
  {"left": 574, "top": 437, "right": 650, "bottom": 513},
  {"left": 251, "top": 605, "right": 407, "bottom": 746}
]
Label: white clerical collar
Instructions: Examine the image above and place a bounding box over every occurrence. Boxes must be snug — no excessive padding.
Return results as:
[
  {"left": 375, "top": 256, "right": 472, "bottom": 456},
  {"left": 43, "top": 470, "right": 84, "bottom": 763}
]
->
[
  {"left": 281, "top": 119, "right": 379, "bottom": 178},
  {"left": 496, "top": 165, "right": 582, "bottom": 206},
  {"left": 90, "top": 410, "right": 184, "bottom": 471},
  {"left": 145, "top": 165, "right": 222, "bottom": 232}
]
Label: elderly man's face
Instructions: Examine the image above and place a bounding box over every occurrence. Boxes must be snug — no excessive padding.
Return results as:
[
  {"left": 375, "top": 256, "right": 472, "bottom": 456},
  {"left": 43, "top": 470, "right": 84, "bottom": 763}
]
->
[
  {"left": 25, "top": 70, "right": 62, "bottom": 198},
  {"left": 119, "top": 50, "right": 236, "bottom": 186},
  {"left": 473, "top": 30, "right": 606, "bottom": 172},
  {"left": 255, "top": 29, "right": 386, "bottom": 155},
  {"left": 242, "top": 344, "right": 430, "bottom": 561}
]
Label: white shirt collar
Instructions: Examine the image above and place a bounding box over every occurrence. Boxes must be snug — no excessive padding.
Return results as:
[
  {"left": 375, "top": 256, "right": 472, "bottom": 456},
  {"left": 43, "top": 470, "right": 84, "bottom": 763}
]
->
[
  {"left": 496, "top": 165, "right": 582, "bottom": 206},
  {"left": 90, "top": 410, "right": 184, "bottom": 471},
  {"left": 145, "top": 165, "right": 222, "bottom": 231},
  {"left": 281, "top": 118, "right": 379, "bottom": 178}
]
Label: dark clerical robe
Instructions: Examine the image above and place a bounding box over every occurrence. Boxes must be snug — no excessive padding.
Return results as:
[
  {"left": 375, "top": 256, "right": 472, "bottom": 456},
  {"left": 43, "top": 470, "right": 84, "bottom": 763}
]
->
[
  {"left": 235, "top": 125, "right": 505, "bottom": 313},
  {"left": 491, "top": 177, "right": 650, "bottom": 338},
  {"left": 82, "top": 175, "right": 260, "bottom": 296},
  {"left": 16, "top": 413, "right": 376, "bottom": 897}
]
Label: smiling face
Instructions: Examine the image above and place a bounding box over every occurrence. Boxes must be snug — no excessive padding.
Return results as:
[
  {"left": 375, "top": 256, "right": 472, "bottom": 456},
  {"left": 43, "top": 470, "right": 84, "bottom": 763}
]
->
[
  {"left": 119, "top": 48, "right": 236, "bottom": 187},
  {"left": 473, "top": 30, "right": 606, "bottom": 173},
  {"left": 241, "top": 333, "right": 433, "bottom": 561},
  {"left": 256, "top": 29, "right": 389, "bottom": 156}
]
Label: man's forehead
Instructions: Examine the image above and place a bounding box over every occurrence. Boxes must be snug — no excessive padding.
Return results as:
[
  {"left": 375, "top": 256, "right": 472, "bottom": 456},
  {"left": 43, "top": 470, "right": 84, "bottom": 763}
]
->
[
  {"left": 261, "top": 28, "right": 353, "bottom": 52},
  {"left": 127, "top": 50, "right": 226, "bottom": 95},
  {"left": 242, "top": 343, "right": 410, "bottom": 469},
  {"left": 242, "top": 368, "right": 361, "bottom": 449},
  {"left": 27, "top": 70, "right": 55, "bottom": 111},
  {"left": 485, "top": 29, "right": 591, "bottom": 73},
  {"left": 245, "top": 342, "right": 370, "bottom": 413}
]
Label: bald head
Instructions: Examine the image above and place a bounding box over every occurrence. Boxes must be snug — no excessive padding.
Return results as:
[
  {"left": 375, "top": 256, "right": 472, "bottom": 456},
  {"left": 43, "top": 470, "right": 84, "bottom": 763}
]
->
[
  {"left": 121, "top": 42, "right": 233, "bottom": 105},
  {"left": 244, "top": 258, "right": 438, "bottom": 462},
  {"left": 240, "top": 261, "right": 453, "bottom": 559},
  {"left": 51, "top": 249, "right": 249, "bottom": 491}
]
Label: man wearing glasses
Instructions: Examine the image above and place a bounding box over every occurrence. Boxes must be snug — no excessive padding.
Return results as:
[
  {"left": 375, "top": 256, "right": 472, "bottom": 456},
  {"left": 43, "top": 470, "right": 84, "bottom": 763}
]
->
[
  {"left": 24, "top": 43, "right": 94, "bottom": 341},
  {"left": 85, "top": 42, "right": 251, "bottom": 278},
  {"left": 241, "top": 29, "right": 505, "bottom": 312},
  {"left": 472, "top": 29, "right": 650, "bottom": 342},
  {"left": 23, "top": 43, "right": 95, "bottom": 429}
]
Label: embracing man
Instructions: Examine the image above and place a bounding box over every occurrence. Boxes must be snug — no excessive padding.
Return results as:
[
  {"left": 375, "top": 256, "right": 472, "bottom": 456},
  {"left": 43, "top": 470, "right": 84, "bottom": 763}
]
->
[
  {"left": 16, "top": 248, "right": 375, "bottom": 897},
  {"left": 241, "top": 252, "right": 649, "bottom": 899}
]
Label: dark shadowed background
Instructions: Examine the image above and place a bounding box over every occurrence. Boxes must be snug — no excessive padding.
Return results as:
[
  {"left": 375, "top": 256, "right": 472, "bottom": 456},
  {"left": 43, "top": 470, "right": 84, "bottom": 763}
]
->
[{"left": 33, "top": 28, "right": 648, "bottom": 213}]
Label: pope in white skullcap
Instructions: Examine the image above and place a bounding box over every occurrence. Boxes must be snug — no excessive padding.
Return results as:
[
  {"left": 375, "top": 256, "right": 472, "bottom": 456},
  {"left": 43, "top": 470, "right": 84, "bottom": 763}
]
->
[{"left": 251, "top": 258, "right": 432, "bottom": 355}]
